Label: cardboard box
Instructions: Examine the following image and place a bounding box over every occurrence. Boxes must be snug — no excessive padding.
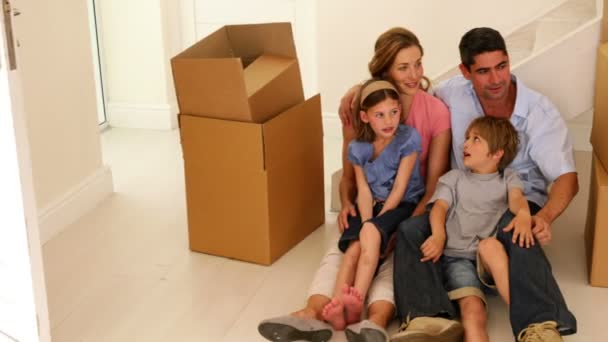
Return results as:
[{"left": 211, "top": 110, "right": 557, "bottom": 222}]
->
[
  {"left": 602, "top": 0, "right": 608, "bottom": 43},
  {"left": 171, "top": 23, "right": 304, "bottom": 123},
  {"left": 585, "top": 153, "right": 608, "bottom": 287},
  {"left": 179, "top": 95, "right": 325, "bottom": 265},
  {"left": 591, "top": 43, "right": 608, "bottom": 169}
]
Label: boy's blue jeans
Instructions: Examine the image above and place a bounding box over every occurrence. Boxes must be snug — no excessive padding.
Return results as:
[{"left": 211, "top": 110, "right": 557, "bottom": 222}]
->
[{"left": 393, "top": 201, "right": 577, "bottom": 338}]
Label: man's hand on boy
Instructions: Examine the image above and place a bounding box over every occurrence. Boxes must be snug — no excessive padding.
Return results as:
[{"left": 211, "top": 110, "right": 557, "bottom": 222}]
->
[
  {"left": 338, "top": 203, "right": 357, "bottom": 233},
  {"left": 504, "top": 210, "right": 534, "bottom": 248},
  {"left": 531, "top": 213, "right": 552, "bottom": 246},
  {"left": 420, "top": 234, "right": 445, "bottom": 263}
]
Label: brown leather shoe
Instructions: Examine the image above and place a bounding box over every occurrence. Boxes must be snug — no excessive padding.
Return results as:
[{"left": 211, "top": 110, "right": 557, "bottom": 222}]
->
[
  {"left": 390, "top": 316, "right": 463, "bottom": 342},
  {"left": 517, "top": 321, "right": 563, "bottom": 342}
]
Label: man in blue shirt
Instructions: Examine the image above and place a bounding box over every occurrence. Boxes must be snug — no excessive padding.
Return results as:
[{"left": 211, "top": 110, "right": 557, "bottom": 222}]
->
[{"left": 392, "top": 27, "right": 578, "bottom": 342}]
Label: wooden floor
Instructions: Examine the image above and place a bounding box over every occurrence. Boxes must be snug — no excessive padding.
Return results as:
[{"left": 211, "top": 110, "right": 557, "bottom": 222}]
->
[{"left": 42, "top": 127, "right": 607, "bottom": 341}]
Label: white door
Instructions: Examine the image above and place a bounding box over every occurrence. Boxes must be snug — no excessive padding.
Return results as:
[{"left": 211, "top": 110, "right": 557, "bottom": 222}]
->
[
  {"left": 0, "top": 0, "right": 51, "bottom": 341},
  {"left": 183, "top": 0, "right": 318, "bottom": 98}
]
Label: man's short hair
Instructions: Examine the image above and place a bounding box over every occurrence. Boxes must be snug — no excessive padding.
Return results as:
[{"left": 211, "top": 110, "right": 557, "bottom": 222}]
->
[{"left": 459, "top": 27, "right": 508, "bottom": 70}]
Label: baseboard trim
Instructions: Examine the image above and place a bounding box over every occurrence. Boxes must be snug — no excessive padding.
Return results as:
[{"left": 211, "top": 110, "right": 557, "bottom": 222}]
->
[
  {"left": 108, "top": 102, "right": 178, "bottom": 130},
  {"left": 38, "top": 165, "right": 114, "bottom": 245}
]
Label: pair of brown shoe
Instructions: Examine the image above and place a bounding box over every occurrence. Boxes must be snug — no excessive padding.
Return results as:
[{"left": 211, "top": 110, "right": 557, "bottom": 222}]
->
[
  {"left": 390, "top": 317, "right": 463, "bottom": 342},
  {"left": 391, "top": 317, "right": 562, "bottom": 342}
]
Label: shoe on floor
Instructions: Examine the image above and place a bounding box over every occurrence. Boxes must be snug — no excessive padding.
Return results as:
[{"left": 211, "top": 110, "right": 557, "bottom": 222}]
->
[
  {"left": 345, "top": 320, "right": 388, "bottom": 342},
  {"left": 258, "top": 315, "right": 333, "bottom": 342},
  {"left": 517, "top": 321, "right": 563, "bottom": 342},
  {"left": 390, "top": 316, "right": 463, "bottom": 342}
]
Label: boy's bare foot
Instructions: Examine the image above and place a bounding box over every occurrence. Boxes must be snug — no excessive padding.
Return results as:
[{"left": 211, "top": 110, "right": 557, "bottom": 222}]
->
[
  {"left": 321, "top": 298, "right": 346, "bottom": 330},
  {"left": 342, "top": 286, "right": 364, "bottom": 325}
]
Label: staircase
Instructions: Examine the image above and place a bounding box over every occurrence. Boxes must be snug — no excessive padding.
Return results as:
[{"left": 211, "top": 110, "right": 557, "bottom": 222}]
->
[{"left": 433, "top": 0, "right": 602, "bottom": 151}]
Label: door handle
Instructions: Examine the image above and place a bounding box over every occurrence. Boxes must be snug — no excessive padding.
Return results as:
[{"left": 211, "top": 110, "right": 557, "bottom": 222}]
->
[{"left": 1, "top": 0, "right": 17, "bottom": 69}]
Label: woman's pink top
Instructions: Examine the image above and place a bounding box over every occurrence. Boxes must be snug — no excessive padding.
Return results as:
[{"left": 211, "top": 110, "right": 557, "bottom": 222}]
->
[{"left": 405, "top": 90, "right": 451, "bottom": 180}]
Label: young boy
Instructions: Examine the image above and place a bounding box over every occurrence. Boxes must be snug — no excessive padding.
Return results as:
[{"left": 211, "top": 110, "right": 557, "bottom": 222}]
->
[{"left": 420, "top": 116, "right": 533, "bottom": 342}]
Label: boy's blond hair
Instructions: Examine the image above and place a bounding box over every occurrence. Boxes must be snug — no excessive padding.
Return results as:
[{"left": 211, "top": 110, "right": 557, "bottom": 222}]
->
[{"left": 466, "top": 116, "right": 519, "bottom": 171}]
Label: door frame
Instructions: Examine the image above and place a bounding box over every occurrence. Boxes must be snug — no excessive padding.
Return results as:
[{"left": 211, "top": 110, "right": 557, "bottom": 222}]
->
[{"left": 0, "top": 0, "right": 52, "bottom": 340}]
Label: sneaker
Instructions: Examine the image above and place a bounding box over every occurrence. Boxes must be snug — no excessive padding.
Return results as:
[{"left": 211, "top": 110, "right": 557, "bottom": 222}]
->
[
  {"left": 390, "top": 316, "right": 463, "bottom": 342},
  {"left": 258, "top": 315, "right": 333, "bottom": 342},
  {"left": 517, "top": 321, "right": 563, "bottom": 342},
  {"left": 345, "top": 319, "right": 389, "bottom": 342}
]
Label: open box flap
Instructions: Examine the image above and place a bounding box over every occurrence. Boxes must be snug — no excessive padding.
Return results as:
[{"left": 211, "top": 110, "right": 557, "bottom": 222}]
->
[{"left": 226, "top": 22, "right": 297, "bottom": 60}]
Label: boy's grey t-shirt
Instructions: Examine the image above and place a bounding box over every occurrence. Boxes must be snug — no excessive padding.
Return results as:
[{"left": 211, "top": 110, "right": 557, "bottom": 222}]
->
[{"left": 429, "top": 168, "right": 524, "bottom": 260}]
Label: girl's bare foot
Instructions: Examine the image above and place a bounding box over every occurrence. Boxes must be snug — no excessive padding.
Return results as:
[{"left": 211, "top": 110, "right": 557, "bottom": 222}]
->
[
  {"left": 342, "top": 286, "right": 364, "bottom": 324},
  {"left": 321, "top": 298, "right": 346, "bottom": 330}
]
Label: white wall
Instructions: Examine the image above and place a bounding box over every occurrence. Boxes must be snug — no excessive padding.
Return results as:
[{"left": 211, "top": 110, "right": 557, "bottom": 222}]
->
[
  {"left": 16, "top": 0, "right": 106, "bottom": 207},
  {"left": 97, "top": 0, "right": 178, "bottom": 129},
  {"left": 318, "top": 0, "right": 563, "bottom": 115},
  {"left": 13, "top": 0, "right": 114, "bottom": 243}
]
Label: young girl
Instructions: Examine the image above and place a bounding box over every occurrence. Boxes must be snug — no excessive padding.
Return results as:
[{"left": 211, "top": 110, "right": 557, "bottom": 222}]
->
[{"left": 322, "top": 79, "right": 425, "bottom": 330}]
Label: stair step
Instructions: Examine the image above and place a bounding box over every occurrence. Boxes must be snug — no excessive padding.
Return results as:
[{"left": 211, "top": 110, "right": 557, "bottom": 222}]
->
[
  {"left": 542, "top": 0, "right": 596, "bottom": 23},
  {"left": 505, "top": 22, "right": 537, "bottom": 65},
  {"left": 432, "top": 0, "right": 598, "bottom": 84},
  {"left": 531, "top": 0, "right": 596, "bottom": 52},
  {"left": 533, "top": 19, "right": 586, "bottom": 53}
]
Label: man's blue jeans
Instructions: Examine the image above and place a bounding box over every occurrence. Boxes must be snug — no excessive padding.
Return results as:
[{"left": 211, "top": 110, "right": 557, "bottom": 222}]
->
[{"left": 393, "top": 202, "right": 577, "bottom": 338}]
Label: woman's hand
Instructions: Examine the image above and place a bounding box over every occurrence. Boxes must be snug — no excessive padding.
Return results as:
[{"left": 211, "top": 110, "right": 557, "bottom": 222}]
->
[{"left": 338, "top": 84, "right": 362, "bottom": 127}]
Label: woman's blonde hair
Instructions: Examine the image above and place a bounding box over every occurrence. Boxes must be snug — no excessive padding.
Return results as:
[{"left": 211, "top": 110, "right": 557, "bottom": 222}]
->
[{"left": 368, "top": 27, "right": 430, "bottom": 91}]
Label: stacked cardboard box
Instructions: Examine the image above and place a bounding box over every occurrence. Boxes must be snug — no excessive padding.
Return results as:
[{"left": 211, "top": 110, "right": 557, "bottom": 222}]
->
[
  {"left": 586, "top": 41, "right": 608, "bottom": 287},
  {"left": 171, "top": 23, "right": 325, "bottom": 265}
]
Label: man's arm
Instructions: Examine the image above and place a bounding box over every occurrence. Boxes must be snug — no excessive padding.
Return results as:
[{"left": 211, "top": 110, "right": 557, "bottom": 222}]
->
[{"left": 533, "top": 172, "right": 579, "bottom": 244}]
